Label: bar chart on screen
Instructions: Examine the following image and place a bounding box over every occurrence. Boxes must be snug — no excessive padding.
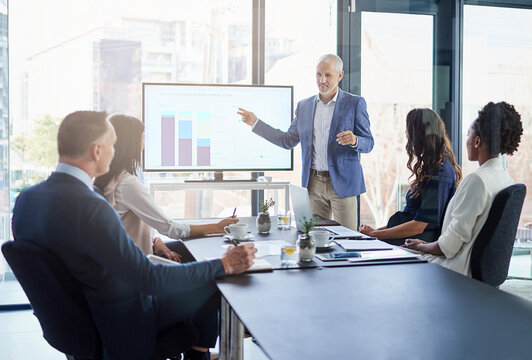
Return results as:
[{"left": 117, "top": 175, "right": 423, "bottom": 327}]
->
[
  {"left": 160, "top": 110, "right": 212, "bottom": 167},
  {"left": 143, "top": 83, "right": 293, "bottom": 172}
]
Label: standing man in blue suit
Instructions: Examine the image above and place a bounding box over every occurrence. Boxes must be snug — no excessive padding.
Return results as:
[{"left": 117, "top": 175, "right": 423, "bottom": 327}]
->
[
  {"left": 11, "top": 111, "right": 256, "bottom": 360},
  {"left": 238, "top": 54, "right": 374, "bottom": 229}
]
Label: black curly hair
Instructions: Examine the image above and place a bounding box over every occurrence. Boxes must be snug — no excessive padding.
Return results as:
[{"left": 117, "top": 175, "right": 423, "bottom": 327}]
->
[{"left": 472, "top": 101, "right": 523, "bottom": 156}]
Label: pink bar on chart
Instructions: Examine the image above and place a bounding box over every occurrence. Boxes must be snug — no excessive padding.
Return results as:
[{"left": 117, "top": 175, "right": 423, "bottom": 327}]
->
[
  {"left": 161, "top": 116, "right": 175, "bottom": 166},
  {"left": 179, "top": 139, "right": 192, "bottom": 166},
  {"left": 197, "top": 146, "right": 210, "bottom": 166}
]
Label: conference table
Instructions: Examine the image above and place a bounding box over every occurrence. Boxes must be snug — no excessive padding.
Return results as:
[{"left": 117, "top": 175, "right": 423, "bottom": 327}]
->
[{"left": 184, "top": 217, "right": 532, "bottom": 360}]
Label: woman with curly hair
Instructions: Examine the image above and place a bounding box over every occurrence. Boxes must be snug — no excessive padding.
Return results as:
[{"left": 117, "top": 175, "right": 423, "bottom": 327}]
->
[
  {"left": 404, "top": 102, "right": 523, "bottom": 276},
  {"left": 360, "top": 108, "right": 462, "bottom": 245}
]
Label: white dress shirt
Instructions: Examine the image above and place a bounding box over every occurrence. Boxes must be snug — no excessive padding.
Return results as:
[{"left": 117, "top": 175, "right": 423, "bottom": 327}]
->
[
  {"left": 425, "top": 157, "right": 514, "bottom": 276},
  {"left": 311, "top": 90, "right": 338, "bottom": 171},
  {"left": 113, "top": 172, "right": 191, "bottom": 240}
]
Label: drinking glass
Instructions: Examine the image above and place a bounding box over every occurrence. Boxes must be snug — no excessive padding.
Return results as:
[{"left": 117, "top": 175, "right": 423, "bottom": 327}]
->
[
  {"left": 280, "top": 243, "right": 298, "bottom": 266},
  {"left": 277, "top": 211, "right": 285, "bottom": 229},
  {"left": 277, "top": 211, "right": 292, "bottom": 230}
]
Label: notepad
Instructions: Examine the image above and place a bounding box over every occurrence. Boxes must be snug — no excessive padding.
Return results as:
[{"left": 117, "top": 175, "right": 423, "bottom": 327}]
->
[
  {"left": 334, "top": 239, "right": 394, "bottom": 251},
  {"left": 246, "top": 258, "right": 274, "bottom": 272},
  {"left": 147, "top": 254, "right": 180, "bottom": 265},
  {"left": 204, "top": 257, "right": 273, "bottom": 273},
  {"left": 149, "top": 254, "right": 273, "bottom": 273},
  {"left": 223, "top": 240, "right": 291, "bottom": 258},
  {"left": 347, "top": 249, "right": 419, "bottom": 262}
]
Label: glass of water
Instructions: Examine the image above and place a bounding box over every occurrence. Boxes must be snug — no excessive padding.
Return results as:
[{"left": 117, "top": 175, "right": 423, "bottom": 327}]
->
[
  {"left": 280, "top": 243, "right": 298, "bottom": 266},
  {"left": 277, "top": 210, "right": 291, "bottom": 230}
]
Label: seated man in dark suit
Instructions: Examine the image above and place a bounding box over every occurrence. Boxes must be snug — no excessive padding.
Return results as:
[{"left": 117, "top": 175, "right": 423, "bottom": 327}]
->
[{"left": 11, "top": 111, "right": 256, "bottom": 360}]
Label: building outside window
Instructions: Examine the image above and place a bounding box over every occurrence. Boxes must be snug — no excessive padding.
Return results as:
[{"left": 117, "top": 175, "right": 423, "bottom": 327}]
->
[
  {"left": 0, "top": 3, "right": 8, "bottom": 284},
  {"left": 263, "top": 0, "right": 337, "bottom": 213},
  {"left": 359, "top": 12, "right": 433, "bottom": 227},
  {"left": 462, "top": 5, "right": 532, "bottom": 226}
]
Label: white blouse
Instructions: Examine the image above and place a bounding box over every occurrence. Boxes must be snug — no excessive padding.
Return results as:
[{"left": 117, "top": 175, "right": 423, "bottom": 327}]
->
[
  {"left": 425, "top": 157, "right": 514, "bottom": 276},
  {"left": 113, "top": 172, "right": 191, "bottom": 240}
]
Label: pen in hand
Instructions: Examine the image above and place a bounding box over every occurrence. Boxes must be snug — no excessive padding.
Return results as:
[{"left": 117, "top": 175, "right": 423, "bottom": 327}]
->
[
  {"left": 232, "top": 207, "right": 237, "bottom": 218},
  {"left": 230, "top": 239, "right": 240, "bottom": 246}
]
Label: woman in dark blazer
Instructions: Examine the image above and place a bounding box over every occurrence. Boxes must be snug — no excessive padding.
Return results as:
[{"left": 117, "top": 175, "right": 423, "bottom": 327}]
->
[{"left": 360, "top": 108, "right": 462, "bottom": 245}]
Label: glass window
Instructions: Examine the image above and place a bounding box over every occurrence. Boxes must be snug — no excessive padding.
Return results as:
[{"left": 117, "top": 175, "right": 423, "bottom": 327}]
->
[
  {"left": 9, "top": 0, "right": 252, "bottom": 220},
  {"left": 360, "top": 12, "right": 433, "bottom": 227},
  {"left": 0, "top": 3, "right": 8, "bottom": 286},
  {"left": 263, "top": 0, "right": 337, "bottom": 212},
  {"left": 462, "top": 5, "right": 532, "bottom": 226}
]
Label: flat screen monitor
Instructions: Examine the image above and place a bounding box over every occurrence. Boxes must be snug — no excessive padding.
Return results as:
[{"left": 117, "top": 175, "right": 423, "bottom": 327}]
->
[{"left": 142, "top": 83, "right": 294, "bottom": 172}]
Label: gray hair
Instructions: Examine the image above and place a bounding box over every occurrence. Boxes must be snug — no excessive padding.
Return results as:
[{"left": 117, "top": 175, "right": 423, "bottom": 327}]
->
[
  {"left": 58, "top": 111, "right": 109, "bottom": 157},
  {"left": 317, "top": 54, "right": 343, "bottom": 72}
]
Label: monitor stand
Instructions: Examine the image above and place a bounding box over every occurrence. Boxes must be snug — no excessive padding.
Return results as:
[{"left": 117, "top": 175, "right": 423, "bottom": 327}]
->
[{"left": 184, "top": 171, "right": 258, "bottom": 183}]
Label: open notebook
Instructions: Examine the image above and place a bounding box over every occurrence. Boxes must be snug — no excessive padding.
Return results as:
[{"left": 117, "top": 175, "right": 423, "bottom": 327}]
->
[{"left": 148, "top": 254, "right": 273, "bottom": 273}]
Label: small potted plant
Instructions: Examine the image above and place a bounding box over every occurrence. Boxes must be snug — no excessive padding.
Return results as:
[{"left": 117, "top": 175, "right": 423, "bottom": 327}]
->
[
  {"left": 256, "top": 198, "right": 275, "bottom": 233},
  {"left": 298, "top": 216, "right": 318, "bottom": 262}
]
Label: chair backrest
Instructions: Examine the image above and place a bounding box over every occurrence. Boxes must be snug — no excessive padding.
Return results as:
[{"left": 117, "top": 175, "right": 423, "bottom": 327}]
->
[
  {"left": 1, "top": 240, "right": 102, "bottom": 359},
  {"left": 470, "top": 184, "right": 527, "bottom": 286}
]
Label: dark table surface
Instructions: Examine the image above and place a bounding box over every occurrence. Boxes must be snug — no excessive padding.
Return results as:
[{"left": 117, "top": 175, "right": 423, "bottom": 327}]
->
[{"left": 185, "top": 217, "right": 532, "bottom": 360}]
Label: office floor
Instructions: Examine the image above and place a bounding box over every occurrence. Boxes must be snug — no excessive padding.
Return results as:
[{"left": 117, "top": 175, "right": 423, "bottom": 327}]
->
[
  {"left": 1, "top": 251, "right": 532, "bottom": 359},
  {"left": 0, "top": 280, "right": 269, "bottom": 360},
  {"left": 0, "top": 309, "right": 270, "bottom": 359},
  {"left": 507, "top": 253, "right": 532, "bottom": 280},
  {"left": 0, "top": 278, "right": 29, "bottom": 307}
]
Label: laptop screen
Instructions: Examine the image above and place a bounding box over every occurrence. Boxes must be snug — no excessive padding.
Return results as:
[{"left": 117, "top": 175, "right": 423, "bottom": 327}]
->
[
  {"left": 289, "top": 184, "right": 372, "bottom": 238},
  {"left": 289, "top": 184, "right": 314, "bottom": 232}
]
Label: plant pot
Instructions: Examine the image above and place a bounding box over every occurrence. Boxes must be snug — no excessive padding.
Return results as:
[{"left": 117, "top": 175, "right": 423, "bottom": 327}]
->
[
  {"left": 256, "top": 212, "right": 272, "bottom": 233},
  {"left": 297, "top": 234, "right": 316, "bottom": 262}
]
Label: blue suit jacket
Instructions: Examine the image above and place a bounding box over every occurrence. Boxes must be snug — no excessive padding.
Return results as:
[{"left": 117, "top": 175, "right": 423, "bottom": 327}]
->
[
  {"left": 253, "top": 88, "right": 374, "bottom": 197},
  {"left": 11, "top": 172, "right": 225, "bottom": 360}
]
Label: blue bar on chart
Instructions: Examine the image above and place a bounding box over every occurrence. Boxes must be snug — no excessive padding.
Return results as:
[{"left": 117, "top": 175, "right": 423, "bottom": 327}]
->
[
  {"left": 196, "top": 111, "right": 211, "bottom": 166},
  {"left": 160, "top": 111, "right": 175, "bottom": 166},
  {"left": 178, "top": 111, "right": 193, "bottom": 166}
]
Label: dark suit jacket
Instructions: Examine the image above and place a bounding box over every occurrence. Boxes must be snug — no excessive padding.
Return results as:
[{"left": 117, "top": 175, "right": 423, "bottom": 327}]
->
[
  {"left": 11, "top": 172, "right": 225, "bottom": 360},
  {"left": 253, "top": 88, "right": 374, "bottom": 197}
]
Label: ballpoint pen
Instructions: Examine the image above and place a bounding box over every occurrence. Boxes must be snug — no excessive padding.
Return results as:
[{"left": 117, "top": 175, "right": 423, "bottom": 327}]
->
[{"left": 232, "top": 207, "right": 237, "bottom": 218}]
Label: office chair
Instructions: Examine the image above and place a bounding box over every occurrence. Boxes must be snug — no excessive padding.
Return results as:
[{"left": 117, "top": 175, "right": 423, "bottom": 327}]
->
[
  {"left": 1, "top": 240, "right": 198, "bottom": 360},
  {"left": 470, "top": 184, "right": 526, "bottom": 287}
]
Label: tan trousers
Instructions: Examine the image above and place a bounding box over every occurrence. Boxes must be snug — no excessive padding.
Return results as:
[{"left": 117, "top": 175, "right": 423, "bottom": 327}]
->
[{"left": 308, "top": 173, "right": 358, "bottom": 230}]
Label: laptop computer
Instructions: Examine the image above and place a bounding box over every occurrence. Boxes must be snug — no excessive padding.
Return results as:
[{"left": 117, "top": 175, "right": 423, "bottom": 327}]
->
[{"left": 289, "top": 184, "right": 372, "bottom": 239}]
